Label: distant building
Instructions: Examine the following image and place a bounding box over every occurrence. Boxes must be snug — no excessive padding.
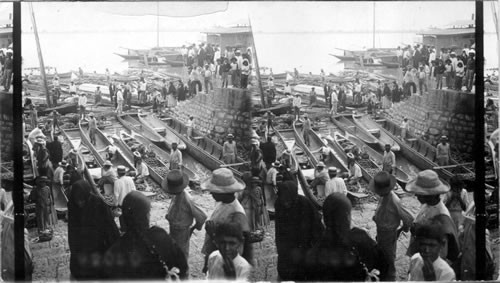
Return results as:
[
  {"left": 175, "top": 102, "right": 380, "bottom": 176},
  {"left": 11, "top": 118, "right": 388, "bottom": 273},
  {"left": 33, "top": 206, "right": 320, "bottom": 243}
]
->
[
  {"left": 417, "top": 19, "right": 475, "bottom": 57},
  {"left": 202, "top": 26, "right": 253, "bottom": 53}
]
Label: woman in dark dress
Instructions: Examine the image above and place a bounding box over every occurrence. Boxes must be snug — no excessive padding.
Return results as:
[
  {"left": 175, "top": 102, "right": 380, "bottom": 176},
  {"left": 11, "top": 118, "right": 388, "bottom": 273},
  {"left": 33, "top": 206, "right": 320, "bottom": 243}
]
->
[
  {"left": 304, "top": 193, "right": 388, "bottom": 281},
  {"left": 103, "top": 191, "right": 188, "bottom": 280},
  {"left": 68, "top": 180, "right": 119, "bottom": 280},
  {"left": 392, "top": 82, "right": 402, "bottom": 103},
  {"left": 275, "top": 181, "right": 324, "bottom": 281},
  {"left": 177, "top": 80, "right": 186, "bottom": 102}
]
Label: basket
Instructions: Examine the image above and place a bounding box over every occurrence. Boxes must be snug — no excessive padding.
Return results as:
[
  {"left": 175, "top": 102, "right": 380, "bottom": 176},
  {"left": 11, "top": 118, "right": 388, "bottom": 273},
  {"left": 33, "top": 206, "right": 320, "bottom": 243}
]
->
[{"left": 247, "top": 229, "right": 265, "bottom": 243}]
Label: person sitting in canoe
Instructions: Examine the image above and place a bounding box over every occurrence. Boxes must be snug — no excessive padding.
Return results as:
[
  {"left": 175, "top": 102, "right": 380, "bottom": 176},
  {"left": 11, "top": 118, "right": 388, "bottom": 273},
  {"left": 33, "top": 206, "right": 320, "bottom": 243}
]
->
[
  {"left": 346, "top": 153, "right": 362, "bottom": 189},
  {"left": 308, "top": 162, "right": 329, "bottom": 196}
]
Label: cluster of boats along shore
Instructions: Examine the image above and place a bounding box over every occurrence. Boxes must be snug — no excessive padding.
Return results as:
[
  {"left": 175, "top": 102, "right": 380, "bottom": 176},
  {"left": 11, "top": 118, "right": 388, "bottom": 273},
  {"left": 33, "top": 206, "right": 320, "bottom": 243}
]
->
[{"left": 23, "top": 101, "right": 480, "bottom": 217}]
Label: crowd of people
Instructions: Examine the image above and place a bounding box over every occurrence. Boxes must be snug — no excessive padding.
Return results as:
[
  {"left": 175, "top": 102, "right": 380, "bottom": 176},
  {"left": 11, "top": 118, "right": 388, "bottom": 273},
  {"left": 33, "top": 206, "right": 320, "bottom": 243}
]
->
[{"left": 0, "top": 49, "right": 13, "bottom": 92}]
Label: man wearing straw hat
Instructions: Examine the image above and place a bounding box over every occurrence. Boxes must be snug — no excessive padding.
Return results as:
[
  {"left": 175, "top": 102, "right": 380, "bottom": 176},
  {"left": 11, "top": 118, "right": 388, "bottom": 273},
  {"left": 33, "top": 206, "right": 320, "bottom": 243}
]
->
[
  {"left": 382, "top": 144, "right": 396, "bottom": 175},
  {"left": 292, "top": 93, "right": 302, "bottom": 121},
  {"left": 98, "top": 160, "right": 117, "bottom": 196},
  {"left": 370, "top": 171, "right": 414, "bottom": 281},
  {"left": 200, "top": 168, "right": 252, "bottom": 273},
  {"left": 163, "top": 170, "right": 207, "bottom": 260},
  {"left": 222, "top": 134, "right": 237, "bottom": 164},
  {"left": 436, "top": 136, "right": 451, "bottom": 166},
  {"left": 405, "top": 170, "right": 459, "bottom": 264}
]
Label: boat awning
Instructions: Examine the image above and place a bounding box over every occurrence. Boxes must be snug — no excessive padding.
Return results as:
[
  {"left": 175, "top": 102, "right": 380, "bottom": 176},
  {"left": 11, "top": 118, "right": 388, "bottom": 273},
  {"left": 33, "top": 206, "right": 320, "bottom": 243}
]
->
[
  {"left": 202, "top": 26, "right": 251, "bottom": 35},
  {"left": 417, "top": 28, "right": 475, "bottom": 36}
]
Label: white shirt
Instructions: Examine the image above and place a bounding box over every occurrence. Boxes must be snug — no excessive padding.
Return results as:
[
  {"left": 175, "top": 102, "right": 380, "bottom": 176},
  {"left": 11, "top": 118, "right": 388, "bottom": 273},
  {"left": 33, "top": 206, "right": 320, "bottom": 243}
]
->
[
  {"left": 139, "top": 81, "right": 147, "bottom": 91},
  {"left": 114, "top": 175, "right": 136, "bottom": 206},
  {"left": 53, "top": 80, "right": 60, "bottom": 87},
  {"left": 396, "top": 49, "right": 403, "bottom": 57},
  {"left": 137, "top": 162, "right": 149, "bottom": 178},
  {"left": 429, "top": 52, "right": 436, "bottom": 64},
  {"left": 188, "top": 49, "right": 195, "bottom": 57},
  {"left": 186, "top": 119, "right": 194, "bottom": 128},
  {"left": 69, "top": 84, "right": 77, "bottom": 93},
  {"left": 214, "top": 50, "right": 221, "bottom": 61},
  {"left": 284, "top": 85, "right": 292, "bottom": 93},
  {"left": 325, "top": 177, "right": 347, "bottom": 196},
  {"left": 408, "top": 253, "right": 455, "bottom": 281},
  {"left": 78, "top": 95, "right": 87, "bottom": 107},
  {"left": 292, "top": 96, "right": 301, "bottom": 107},
  {"left": 349, "top": 164, "right": 362, "bottom": 179},
  {"left": 331, "top": 91, "right": 338, "bottom": 102},
  {"left": 207, "top": 251, "right": 251, "bottom": 281},
  {"left": 116, "top": 90, "right": 124, "bottom": 102}
]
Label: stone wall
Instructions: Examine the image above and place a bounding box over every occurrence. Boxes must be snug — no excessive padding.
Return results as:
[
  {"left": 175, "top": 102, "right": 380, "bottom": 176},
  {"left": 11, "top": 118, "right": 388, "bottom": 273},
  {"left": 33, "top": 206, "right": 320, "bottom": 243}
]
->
[
  {"left": 385, "top": 90, "right": 475, "bottom": 153},
  {"left": 170, "top": 88, "right": 253, "bottom": 145}
]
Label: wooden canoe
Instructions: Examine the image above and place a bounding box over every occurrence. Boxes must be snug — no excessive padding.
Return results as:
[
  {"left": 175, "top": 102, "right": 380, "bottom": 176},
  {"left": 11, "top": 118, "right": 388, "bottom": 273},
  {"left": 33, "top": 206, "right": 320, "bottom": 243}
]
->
[
  {"left": 116, "top": 113, "right": 169, "bottom": 149},
  {"left": 160, "top": 115, "right": 249, "bottom": 178},
  {"left": 376, "top": 118, "right": 475, "bottom": 181},
  {"left": 272, "top": 125, "right": 321, "bottom": 209},
  {"left": 59, "top": 126, "right": 114, "bottom": 206},
  {"left": 137, "top": 113, "right": 187, "bottom": 150},
  {"left": 252, "top": 103, "right": 291, "bottom": 116},
  {"left": 38, "top": 103, "right": 78, "bottom": 116},
  {"left": 351, "top": 114, "right": 400, "bottom": 152},
  {"left": 335, "top": 131, "right": 412, "bottom": 185},
  {"left": 120, "top": 130, "right": 197, "bottom": 181},
  {"left": 330, "top": 54, "right": 357, "bottom": 61},
  {"left": 79, "top": 120, "right": 135, "bottom": 172},
  {"left": 293, "top": 120, "right": 349, "bottom": 172},
  {"left": 111, "top": 131, "right": 166, "bottom": 186},
  {"left": 331, "top": 114, "right": 379, "bottom": 147},
  {"left": 328, "top": 131, "right": 383, "bottom": 183}
]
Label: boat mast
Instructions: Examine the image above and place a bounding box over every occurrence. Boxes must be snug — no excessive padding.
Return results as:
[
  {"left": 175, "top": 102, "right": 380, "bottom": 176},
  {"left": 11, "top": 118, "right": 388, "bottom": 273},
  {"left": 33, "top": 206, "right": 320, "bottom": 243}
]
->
[
  {"left": 29, "top": 2, "right": 51, "bottom": 107},
  {"left": 492, "top": 1, "right": 499, "bottom": 40},
  {"left": 372, "top": 2, "right": 375, "bottom": 49},
  {"left": 156, "top": 2, "right": 160, "bottom": 47},
  {"left": 248, "top": 17, "right": 266, "bottom": 107}
]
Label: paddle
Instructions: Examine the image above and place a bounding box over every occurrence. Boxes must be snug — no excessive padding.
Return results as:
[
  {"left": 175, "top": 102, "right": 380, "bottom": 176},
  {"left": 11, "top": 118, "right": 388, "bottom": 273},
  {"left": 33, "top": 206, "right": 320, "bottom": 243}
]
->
[
  {"left": 433, "top": 163, "right": 474, "bottom": 170},
  {"left": 219, "top": 162, "right": 248, "bottom": 168}
]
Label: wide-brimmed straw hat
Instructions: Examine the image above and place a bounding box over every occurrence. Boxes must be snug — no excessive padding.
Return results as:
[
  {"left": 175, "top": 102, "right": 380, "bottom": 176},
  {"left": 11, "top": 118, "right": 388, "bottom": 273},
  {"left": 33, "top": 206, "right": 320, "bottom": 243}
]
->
[
  {"left": 405, "top": 170, "right": 450, "bottom": 195},
  {"left": 103, "top": 160, "right": 113, "bottom": 167},
  {"left": 368, "top": 171, "right": 397, "bottom": 195},
  {"left": 201, "top": 168, "right": 245, "bottom": 193},
  {"left": 328, "top": 167, "right": 338, "bottom": 173},
  {"left": 227, "top": 134, "right": 234, "bottom": 139},
  {"left": 251, "top": 139, "right": 259, "bottom": 145},
  {"left": 272, "top": 161, "right": 281, "bottom": 167},
  {"left": 440, "top": 135, "right": 448, "bottom": 141},
  {"left": 161, "top": 170, "right": 189, "bottom": 194},
  {"left": 317, "top": 161, "right": 326, "bottom": 168},
  {"left": 58, "top": 160, "right": 68, "bottom": 167},
  {"left": 133, "top": 151, "right": 142, "bottom": 159},
  {"left": 346, "top": 152, "right": 355, "bottom": 160},
  {"left": 251, "top": 176, "right": 261, "bottom": 183},
  {"left": 69, "top": 149, "right": 78, "bottom": 154}
]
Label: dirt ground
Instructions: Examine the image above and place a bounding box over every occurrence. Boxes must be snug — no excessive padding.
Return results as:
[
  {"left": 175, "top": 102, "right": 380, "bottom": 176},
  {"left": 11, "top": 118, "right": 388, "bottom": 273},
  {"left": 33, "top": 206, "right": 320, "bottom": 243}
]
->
[{"left": 29, "top": 187, "right": 443, "bottom": 281}]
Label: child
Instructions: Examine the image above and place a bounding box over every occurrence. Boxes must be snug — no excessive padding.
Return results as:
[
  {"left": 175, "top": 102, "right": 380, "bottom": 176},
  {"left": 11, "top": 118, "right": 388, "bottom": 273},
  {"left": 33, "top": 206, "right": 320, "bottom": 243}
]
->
[
  {"left": 408, "top": 219, "right": 455, "bottom": 281},
  {"left": 207, "top": 221, "right": 252, "bottom": 280},
  {"left": 30, "top": 176, "right": 57, "bottom": 234}
]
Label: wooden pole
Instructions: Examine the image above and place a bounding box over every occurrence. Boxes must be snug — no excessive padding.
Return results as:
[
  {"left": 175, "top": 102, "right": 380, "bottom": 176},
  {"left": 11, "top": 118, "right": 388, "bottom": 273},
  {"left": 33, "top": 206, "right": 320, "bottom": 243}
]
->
[
  {"left": 248, "top": 17, "right": 266, "bottom": 108},
  {"left": 29, "top": 3, "right": 51, "bottom": 107},
  {"left": 372, "top": 2, "right": 376, "bottom": 49},
  {"left": 156, "top": 1, "right": 160, "bottom": 47}
]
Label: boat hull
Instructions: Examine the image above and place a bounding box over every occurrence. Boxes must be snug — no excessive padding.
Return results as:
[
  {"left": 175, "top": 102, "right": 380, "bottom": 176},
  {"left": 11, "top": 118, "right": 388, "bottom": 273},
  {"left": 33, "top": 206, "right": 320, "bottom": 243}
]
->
[
  {"left": 331, "top": 115, "right": 379, "bottom": 147},
  {"left": 116, "top": 113, "right": 168, "bottom": 149},
  {"left": 137, "top": 113, "right": 187, "bottom": 150},
  {"left": 352, "top": 114, "right": 400, "bottom": 151}
]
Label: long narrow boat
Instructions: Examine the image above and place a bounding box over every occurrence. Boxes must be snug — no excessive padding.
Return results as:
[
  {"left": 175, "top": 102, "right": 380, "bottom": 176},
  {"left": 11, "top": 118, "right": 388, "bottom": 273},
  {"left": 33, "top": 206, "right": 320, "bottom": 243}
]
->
[
  {"left": 79, "top": 120, "right": 135, "bottom": 172},
  {"left": 376, "top": 117, "right": 475, "bottom": 181},
  {"left": 252, "top": 104, "right": 291, "bottom": 116},
  {"left": 292, "top": 120, "right": 349, "bottom": 173},
  {"left": 137, "top": 113, "right": 186, "bottom": 150},
  {"left": 329, "top": 54, "right": 357, "bottom": 61},
  {"left": 331, "top": 114, "right": 379, "bottom": 147},
  {"left": 117, "top": 130, "right": 197, "bottom": 183},
  {"left": 117, "top": 113, "right": 169, "bottom": 150},
  {"left": 58, "top": 126, "right": 114, "bottom": 206},
  {"left": 161, "top": 115, "right": 249, "bottom": 178},
  {"left": 328, "top": 131, "right": 386, "bottom": 184},
  {"left": 351, "top": 114, "right": 400, "bottom": 151},
  {"left": 272, "top": 126, "right": 320, "bottom": 209},
  {"left": 38, "top": 103, "right": 78, "bottom": 116},
  {"left": 332, "top": 131, "right": 412, "bottom": 185},
  {"left": 110, "top": 131, "right": 166, "bottom": 186}
]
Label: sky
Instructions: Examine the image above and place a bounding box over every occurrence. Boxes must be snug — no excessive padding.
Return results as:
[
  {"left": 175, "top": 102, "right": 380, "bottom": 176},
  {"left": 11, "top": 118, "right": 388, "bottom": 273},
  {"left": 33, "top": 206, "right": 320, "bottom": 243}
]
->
[{"left": 21, "top": 1, "right": 496, "bottom": 34}]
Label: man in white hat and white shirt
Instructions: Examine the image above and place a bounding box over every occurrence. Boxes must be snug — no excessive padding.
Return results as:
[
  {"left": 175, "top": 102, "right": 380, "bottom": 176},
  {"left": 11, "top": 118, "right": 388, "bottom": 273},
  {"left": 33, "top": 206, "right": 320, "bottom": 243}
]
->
[
  {"left": 113, "top": 165, "right": 136, "bottom": 230},
  {"left": 405, "top": 170, "right": 459, "bottom": 264},
  {"left": 200, "top": 168, "right": 252, "bottom": 273},
  {"left": 115, "top": 86, "right": 124, "bottom": 114},
  {"left": 324, "top": 167, "right": 347, "bottom": 197},
  {"left": 28, "top": 123, "right": 45, "bottom": 145},
  {"left": 53, "top": 160, "right": 68, "bottom": 197},
  {"left": 77, "top": 93, "right": 87, "bottom": 120},
  {"left": 98, "top": 160, "right": 117, "bottom": 196}
]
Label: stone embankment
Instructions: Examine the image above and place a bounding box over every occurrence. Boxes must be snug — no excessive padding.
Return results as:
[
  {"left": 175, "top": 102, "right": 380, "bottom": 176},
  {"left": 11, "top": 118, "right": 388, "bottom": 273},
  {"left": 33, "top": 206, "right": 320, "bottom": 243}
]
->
[
  {"left": 386, "top": 90, "right": 475, "bottom": 154},
  {"left": 170, "top": 88, "right": 253, "bottom": 145}
]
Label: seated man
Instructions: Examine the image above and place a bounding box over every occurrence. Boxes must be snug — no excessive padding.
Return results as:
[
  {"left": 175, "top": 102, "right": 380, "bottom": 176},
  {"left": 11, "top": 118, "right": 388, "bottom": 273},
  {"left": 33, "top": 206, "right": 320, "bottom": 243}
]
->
[
  {"left": 408, "top": 219, "right": 455, "bottom": 281},
  {"left": 207, "top": 222, "right": 252, "bottom": 280}
]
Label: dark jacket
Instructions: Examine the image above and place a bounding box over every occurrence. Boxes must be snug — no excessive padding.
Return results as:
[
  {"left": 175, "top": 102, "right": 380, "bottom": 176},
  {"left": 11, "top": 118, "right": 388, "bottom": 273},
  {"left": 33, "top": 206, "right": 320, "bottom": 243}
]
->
[
  {"left": 260, "top": 141, "right": 277, "bottom": 164},
  {"left": 103, "top": 226, "right": 188, "bottom": 280}
]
